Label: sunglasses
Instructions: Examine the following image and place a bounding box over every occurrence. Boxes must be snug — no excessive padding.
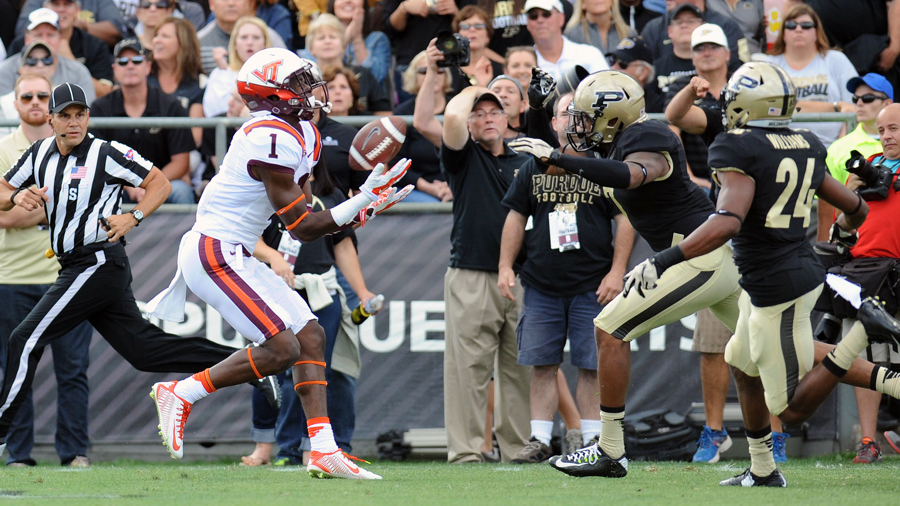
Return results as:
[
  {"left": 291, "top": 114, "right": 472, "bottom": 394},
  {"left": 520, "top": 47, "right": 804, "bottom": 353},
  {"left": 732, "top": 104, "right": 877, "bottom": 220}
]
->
[
  {"left": 20, "top": 92, "right": 50, "bottom": 102},
  {"left": 138, "top": 0, "right": 170, "bottom": 8},
  {"left": 416, "top": 68, "right": 446, "bottom": 74},
  {"left": 116, "top": 56, "right": 146, "bottom": 66},
  {"left": 853, "top": 93, "right": 889, "bottom": 104},
  {"left": 458, "top": 23, "right": 487, "bottom": 30},
  {"left": 527, "top": 9, "right": 553, "bottom": 20},
  {"left": 784, "top": 20, "right": 815, "bottom": 30},
  {"left": 606, "top": 55, "right": 633, "bottom": 67},
  {"left": 24, "top": 56, "right": 54, "bottom": 66}
]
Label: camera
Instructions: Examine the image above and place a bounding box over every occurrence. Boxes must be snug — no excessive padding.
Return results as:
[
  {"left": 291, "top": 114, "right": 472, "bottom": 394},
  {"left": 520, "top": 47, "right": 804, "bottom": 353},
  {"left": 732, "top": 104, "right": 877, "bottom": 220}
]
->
[
  {"left": 435, "top": 31, "right": 470, "bottom": 68},
  {"left": 846, "top": 149, "right": 896, "bottom": 201}
]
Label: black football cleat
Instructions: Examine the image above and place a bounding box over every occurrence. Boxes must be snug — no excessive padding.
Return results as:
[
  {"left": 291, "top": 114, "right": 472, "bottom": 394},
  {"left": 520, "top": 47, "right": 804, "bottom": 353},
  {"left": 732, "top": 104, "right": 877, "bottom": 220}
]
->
[
  {"left": 549, "top": 443, "right": 628, "bottom": 478},
  {"left": 858, "top": 297, "right": 900, "bottom": 349},
  {"left": 253, "top": 374, "right": 282, "bottom": 410},
  {"left": 719, "top": 468, "right": 787, "bottom": 487}
]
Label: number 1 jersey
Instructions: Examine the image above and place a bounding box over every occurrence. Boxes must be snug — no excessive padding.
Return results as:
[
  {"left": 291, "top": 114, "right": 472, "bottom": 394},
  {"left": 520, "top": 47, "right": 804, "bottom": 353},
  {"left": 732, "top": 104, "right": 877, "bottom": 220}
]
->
[
  {"left": 709, "top": 127, "right": 827, "bottom": 306},
  {"left": 193, "top": 115, "right": 321, "bottom": 252}
]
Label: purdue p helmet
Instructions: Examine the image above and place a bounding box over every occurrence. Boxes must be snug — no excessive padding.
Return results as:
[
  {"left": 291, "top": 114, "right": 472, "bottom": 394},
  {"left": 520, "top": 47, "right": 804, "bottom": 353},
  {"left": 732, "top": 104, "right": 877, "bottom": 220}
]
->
[
  {"left": 566, "top": 70, "right": 646, "bottom": 151},
  {"left": 237, "top": 48, "right": 331, "bottom": 120},
  {"left": 722, "top": 61, "right": 797, "bottom": 130}
]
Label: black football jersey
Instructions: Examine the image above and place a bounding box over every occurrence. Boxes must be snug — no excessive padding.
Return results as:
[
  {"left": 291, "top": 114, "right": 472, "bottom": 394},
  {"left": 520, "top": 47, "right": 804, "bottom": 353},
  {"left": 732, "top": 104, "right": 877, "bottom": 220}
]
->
[
  {"left": 708, "top": 127, "right": 827, "bottom": 306},
  {"left": 608, "top": 119, "right": 714, "bottom": 252}
]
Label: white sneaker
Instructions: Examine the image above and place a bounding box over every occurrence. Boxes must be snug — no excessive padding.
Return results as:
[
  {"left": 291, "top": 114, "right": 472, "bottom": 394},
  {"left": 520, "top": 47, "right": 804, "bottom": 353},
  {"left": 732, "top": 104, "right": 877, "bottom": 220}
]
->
[
  {"left": 307, "top": 449, "right": 382, "bottom": 480},
  {"left": 150, "top": 381, "right": 192, "bottom": 459}
]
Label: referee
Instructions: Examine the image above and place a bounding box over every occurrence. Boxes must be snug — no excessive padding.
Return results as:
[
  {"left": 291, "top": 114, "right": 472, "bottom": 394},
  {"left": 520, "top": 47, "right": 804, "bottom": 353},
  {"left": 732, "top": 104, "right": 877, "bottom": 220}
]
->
[{"left": 0, "top": 83, "right": 271, "bottom": 453}]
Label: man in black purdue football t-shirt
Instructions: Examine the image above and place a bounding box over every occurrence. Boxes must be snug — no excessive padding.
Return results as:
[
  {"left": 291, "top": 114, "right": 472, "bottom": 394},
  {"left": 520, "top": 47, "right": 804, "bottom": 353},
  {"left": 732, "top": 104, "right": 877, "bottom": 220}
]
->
[{"left": 632, "top": 62, "right": 900, "bottom": 488}]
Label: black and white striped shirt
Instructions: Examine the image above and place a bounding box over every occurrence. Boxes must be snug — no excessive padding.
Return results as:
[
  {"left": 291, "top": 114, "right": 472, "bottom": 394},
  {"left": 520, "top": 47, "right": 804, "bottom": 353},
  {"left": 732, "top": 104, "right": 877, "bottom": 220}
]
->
[{"left": 3, "top": 134, "right": 153, "bottom": 256}]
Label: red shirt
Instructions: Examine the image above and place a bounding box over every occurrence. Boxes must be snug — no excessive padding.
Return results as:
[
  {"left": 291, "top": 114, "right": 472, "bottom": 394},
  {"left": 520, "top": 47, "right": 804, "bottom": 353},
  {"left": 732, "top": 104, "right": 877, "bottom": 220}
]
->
[{"left": 850, "top": 155, "right": 900, "bottom": 259}]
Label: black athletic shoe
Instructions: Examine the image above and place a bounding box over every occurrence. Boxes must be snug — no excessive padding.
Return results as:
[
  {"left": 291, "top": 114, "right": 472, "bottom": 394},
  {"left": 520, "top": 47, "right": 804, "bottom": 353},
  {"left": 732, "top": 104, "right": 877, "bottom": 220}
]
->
[
  {"left": 549, "top": 443, "right": 628, "bottom": 478},
  {"left": 254, "top": 374, "right": 282, "bottom": 409},
  {"left": 719, "top": 468, "right": 787, "bottom": 487},
  {"left": 858, "top": 297, "right": 900, "bottom": 349}
]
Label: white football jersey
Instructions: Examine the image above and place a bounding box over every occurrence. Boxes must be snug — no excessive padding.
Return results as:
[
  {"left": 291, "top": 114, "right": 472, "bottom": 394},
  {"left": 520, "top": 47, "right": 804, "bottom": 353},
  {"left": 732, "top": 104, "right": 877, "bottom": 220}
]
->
[{"left": 193, "top": 115, "right": 321, "bottom": 251}]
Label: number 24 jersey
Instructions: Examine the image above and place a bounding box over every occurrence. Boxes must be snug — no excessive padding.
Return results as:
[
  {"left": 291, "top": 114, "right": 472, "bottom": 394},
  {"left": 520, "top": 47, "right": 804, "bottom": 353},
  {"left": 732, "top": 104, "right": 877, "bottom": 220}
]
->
[{"left": 708, "top": 127, "right": 827, "bottom": 306}]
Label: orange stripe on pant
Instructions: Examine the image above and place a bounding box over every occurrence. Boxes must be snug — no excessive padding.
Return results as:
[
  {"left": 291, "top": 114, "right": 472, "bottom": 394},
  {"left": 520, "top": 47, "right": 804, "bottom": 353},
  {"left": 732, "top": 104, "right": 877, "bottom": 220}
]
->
[{"left": 202, "top": 236, "right": 281, "bottom": 337}]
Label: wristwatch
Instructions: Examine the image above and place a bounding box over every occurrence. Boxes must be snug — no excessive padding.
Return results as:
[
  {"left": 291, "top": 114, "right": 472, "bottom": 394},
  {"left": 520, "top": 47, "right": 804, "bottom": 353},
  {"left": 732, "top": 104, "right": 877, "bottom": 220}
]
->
[{"left": 130, "top": 209, "right": 144, "bottom": 226}]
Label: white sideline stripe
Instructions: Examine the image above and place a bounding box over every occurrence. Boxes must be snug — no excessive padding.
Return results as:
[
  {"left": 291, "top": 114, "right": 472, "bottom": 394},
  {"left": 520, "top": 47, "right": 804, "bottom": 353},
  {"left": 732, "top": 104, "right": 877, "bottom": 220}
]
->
[
  {"left": 0, "top": 251, "right": 106, "bottom": 417},
  {"left": 380, "top": 117, "right": 406, "bottom": 143},
  {"left": 348, "top": 146, "right": 373, "bottom": 170}
]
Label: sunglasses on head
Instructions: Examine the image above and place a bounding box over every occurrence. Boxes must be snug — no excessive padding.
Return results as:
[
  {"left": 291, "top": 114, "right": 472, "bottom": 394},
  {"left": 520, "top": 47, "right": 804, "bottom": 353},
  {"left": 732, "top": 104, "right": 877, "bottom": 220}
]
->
[
  {"left": 24, "top": 56, "right": 53, "bottom": 66},
  {"left": 853, "top": 93, "right": 889, "bottom": 104},
  {"left": 416, "top": 68, "right": 446, "bottom": 74},
  {"left": 458, "top": 23, "right": 487, "bottom": 30},
  {"left": 20, "top": 92, "right": 50, "bottom": 102},
  {"left": 784, "top": 20, "right": 815, "bottom": 30},
  {"left": 139, "top": 0, "right": 170, "bottom": 8},
  {"left": 527, "top": 9, "right": 552, "bottom": 20},
  {"left": 116, "top": 56, "right": 146, "bottom": 66}
]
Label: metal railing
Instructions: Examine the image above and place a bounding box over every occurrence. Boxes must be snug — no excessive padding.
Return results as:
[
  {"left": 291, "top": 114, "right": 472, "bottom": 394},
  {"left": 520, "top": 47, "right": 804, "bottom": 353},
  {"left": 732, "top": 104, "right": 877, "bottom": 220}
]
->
[{"left": 0, "top": 112, "right": 857, "bottom": 215}]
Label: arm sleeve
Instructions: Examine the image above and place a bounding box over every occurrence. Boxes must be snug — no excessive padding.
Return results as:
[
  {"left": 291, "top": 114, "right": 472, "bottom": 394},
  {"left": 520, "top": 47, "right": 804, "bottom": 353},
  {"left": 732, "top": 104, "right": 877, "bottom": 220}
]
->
[
  {"left": 500, "top": 160, "right": 534, "bottom": 215},
  {"left": 380, "top": 0, "right": 403, "bottom": 37},
  {"left": 95, "top": 0, "right": 127, "bottom": 29},
  {"left": 361, "top": 31, "right": 391, "bottom": 84},
  {"left": 440, "top": 139, "right": 472, "bottom": 176},
  {"left": 828, "top": 51, "right": 859, "bottom": 103},
  {"left": 708, "top": 133, "right": 753, "bottom": 179},
  {"left": 264, "top": 3, "right": 294, "bottom": 49},
  {"left": 105, "top": 141, "right": 153, "bottom": 187},
  {"left": 3, "top": 144, "right": 37, "bottom": 189},
  {"left": 85, "top": 34, "right": 114, "bottom": 81},
  {"left": 15, "top": 0, "right": 42, "bottom": 37},
  {"left": 525, "top": 106, "right": 559, "bottom": 148}
]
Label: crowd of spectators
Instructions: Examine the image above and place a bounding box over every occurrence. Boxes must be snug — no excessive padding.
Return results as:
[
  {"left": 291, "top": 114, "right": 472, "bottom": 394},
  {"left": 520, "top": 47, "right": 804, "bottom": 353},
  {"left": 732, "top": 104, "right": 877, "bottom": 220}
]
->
[{"left": 1, "top": 0, "right": 899, "bottom": 466}]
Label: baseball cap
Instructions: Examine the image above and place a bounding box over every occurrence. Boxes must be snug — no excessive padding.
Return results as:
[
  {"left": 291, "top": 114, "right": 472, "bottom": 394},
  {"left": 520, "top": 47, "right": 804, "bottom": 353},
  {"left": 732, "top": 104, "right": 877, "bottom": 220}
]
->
[
  {"left": 668, "top": 3, "right": 702, "bottom": 25},
  {"left": 691, "top": 23, "right": 729, "bottom": 50},
  {"left": 473, "top": 91, "right": 504, "bottom": 110},
  {"left": 22, "top": 40, "right": 53, "bottom": 63},
  {"left": 524, "top": 0, "right": 564, "bottom": 13},
  {"left": 42, "top": 0, "right": 81, "bottom": 6},
  {"left": 26, "top": 8, "right": 61, "bottom": 31},
  {"left": 50, "top": 83, "right": 90, "bottom": 113},
  {"left": 114, "top": 37, "right": 145, "bottom": 58},
  {"left": 489, "top": 74, "right": 525, "bottom": 99},
  {"left": 846, "top": 73, "right": 894, "bottom": 101},
  {"left": 607, "top": 37, "right": 653, "bottom": 65}
]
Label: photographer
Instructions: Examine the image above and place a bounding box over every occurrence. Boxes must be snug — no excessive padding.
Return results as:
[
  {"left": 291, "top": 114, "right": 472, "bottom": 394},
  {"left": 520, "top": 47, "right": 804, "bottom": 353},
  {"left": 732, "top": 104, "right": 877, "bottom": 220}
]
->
[
  {"left": 824, "top": 103, "right": 900, "bottom": 464},
  {"left": 446, "top": 6, "right": 504, "bottom": 94},
  {"left": 415, "top": 42, "right": 533, "bottom": 462},
  {"left": 818, "top": 74, "right": 895, "bottom": 240}
]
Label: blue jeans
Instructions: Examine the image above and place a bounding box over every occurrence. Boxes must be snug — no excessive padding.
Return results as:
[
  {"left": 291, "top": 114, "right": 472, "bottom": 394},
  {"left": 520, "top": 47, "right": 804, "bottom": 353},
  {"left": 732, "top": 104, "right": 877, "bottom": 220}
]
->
[
  {"left": 0, "top": 284, "right": 92, "bottom": 465},
  {"left": 167, "top": 180, "right": 196, "bottom": 204},
  {"left": 250, "top": 291, "right": 357, "bottom": 459}
]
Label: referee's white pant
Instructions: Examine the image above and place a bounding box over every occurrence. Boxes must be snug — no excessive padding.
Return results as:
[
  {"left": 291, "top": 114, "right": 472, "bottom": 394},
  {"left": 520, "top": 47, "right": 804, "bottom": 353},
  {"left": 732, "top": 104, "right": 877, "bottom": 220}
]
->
[{"left": 0, "top": 242, "right": 236, "bottom": 441}]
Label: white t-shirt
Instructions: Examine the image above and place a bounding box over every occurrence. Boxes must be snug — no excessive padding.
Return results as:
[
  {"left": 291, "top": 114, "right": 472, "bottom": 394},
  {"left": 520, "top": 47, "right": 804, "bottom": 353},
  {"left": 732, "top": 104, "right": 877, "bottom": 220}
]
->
[
  {"left": 203, "top": 68, "right": 238, "bottom": 118},
  {"left": 193, "top": 115, "right": 320, "bottom": 251},
  {"left": 764, "top": 51, "right": 857, "bottom": 146},
  {"left": 535, "top": 36, "right": 610, "bottom": 82}
]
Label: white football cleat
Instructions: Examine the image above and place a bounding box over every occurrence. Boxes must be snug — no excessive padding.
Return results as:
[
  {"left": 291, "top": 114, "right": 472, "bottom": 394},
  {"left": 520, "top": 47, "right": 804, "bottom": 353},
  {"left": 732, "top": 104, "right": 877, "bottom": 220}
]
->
[
  {"left": 150, "top": 381, "right": 192, "bottom": 459},
  {"left": 307, "top": 449, "right": 382, "bottom": 480}
]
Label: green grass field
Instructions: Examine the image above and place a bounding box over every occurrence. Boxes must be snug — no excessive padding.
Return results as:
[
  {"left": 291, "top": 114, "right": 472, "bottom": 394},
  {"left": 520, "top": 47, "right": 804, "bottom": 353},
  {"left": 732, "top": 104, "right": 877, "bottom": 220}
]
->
[{"left": 1, "top": 455, "right": 897, "bottom": 505}]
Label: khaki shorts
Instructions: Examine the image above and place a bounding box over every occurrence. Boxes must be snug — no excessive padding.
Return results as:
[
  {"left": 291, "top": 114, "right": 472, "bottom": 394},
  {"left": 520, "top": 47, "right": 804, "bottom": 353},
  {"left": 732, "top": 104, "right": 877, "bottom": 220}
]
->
[
  {"left": 692, "top": 307, "right": 733, "bottom": 354},
  {"left": 595, "top": 244, "right": 741, "bottom": 342},
  {"left": 725, "top": 285, "right": 822, "bottom": 416}
]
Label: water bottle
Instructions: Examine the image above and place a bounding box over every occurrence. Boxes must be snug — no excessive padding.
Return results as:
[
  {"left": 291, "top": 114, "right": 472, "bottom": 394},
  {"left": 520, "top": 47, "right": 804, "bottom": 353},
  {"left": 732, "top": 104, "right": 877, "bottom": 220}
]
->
[{"left": 351, "top": 294, "right": 384, "bottom": 325}]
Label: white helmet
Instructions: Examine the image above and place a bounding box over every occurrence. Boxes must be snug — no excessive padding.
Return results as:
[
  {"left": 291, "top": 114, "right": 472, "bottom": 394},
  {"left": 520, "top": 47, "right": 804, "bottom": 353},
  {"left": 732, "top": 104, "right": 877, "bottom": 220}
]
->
[{"left": 237, "top": 48, "right": 331, "bottom": 120}]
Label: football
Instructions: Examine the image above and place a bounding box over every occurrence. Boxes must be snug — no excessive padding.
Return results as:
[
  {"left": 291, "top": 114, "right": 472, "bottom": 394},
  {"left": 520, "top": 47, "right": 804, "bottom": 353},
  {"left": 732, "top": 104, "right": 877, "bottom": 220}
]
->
[{"left": 348, "top": 116, "right": 407, "bottom": 171}]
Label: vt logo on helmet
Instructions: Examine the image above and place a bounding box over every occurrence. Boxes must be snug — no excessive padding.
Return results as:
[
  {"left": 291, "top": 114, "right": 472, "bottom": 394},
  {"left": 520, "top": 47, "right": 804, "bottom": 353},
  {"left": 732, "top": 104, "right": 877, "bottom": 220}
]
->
[
  {"left": 237, "top": 48, "right": 332, "bottom": 121},
  {"left": 722, "top": 61, "right": 797, "bottom": 130},
  {"left": 566, "top": 70, "right": 647, "bottom": 152}
]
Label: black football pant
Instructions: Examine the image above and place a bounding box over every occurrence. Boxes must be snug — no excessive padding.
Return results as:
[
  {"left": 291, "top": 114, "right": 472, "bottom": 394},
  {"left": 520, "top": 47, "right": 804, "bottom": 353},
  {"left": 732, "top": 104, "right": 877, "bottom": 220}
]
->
[{"left": 0, "top": 242, "right": 235, "bottom": 440}]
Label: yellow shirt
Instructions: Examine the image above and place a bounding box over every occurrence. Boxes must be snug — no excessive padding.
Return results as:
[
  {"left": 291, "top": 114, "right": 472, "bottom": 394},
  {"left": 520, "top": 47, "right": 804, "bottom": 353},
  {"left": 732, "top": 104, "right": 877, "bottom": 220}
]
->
[
  {"left": 0, "top": 127, "right": 59, "bottom": 285},
  {"left": 825, "top": 123, "right": 883, "bottom": 185}
]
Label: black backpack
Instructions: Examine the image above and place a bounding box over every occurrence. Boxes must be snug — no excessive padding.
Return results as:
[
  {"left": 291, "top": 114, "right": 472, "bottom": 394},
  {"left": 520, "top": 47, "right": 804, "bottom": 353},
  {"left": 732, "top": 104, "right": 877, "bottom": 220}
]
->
[{"left": 623, "top": 409, "right": 702, "bottom": 462}]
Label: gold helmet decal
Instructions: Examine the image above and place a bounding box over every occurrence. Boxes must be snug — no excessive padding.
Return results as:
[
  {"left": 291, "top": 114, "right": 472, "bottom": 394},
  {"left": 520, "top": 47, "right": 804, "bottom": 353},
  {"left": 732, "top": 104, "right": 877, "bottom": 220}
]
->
[
  {"left": 722, "top": 61, "right": 797, "bottom": 130},
  {"left": 566, "top": 70, "right": 647, "bottom": 151}
]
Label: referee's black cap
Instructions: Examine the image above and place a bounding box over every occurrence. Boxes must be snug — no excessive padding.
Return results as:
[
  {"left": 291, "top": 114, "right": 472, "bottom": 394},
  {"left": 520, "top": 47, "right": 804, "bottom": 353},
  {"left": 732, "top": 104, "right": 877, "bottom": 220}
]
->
[{"left": 50, "top": 83, "right": 90, "bottom": 114}]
